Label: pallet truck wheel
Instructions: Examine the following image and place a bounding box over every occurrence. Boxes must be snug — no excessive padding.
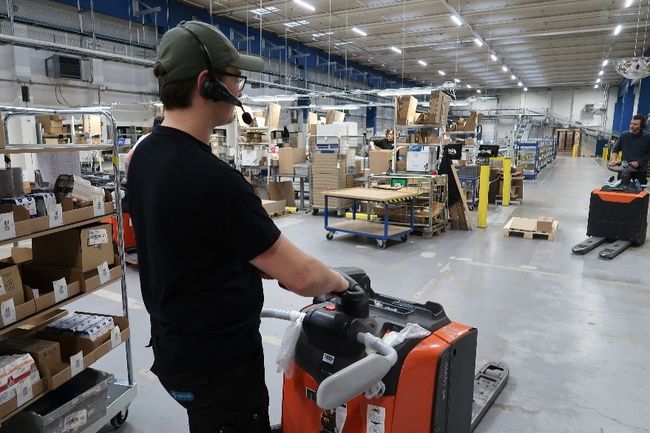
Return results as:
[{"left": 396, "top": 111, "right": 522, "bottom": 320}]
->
[
  {"left": 110, "top": 409, "right": 129, "bottom": 429},
  {"left": 312, "top": 208, "right": 319, "bottom": 216},
  {"left": 326, "top": 232, "right": 334, "bottom": 240},
  {"left": 400, "top": 234, "right": 408, "bottom": 242},
  {"left": 376, "top": 239, "right": 387, "bottom": 249}
]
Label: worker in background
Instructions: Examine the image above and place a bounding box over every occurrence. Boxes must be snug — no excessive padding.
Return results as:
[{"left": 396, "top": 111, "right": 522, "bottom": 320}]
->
[
  {"left": 609, "top": 113, "right": 650, "bottom": 185},
  {"left": 127, "top": 21, "right": 348, "bottom": 433},
  {"left": 369, "top": 128, "right": 394, "bottom": 150},
  {"left": 124, "top": 115, "right": 164, "bottom": 173}
]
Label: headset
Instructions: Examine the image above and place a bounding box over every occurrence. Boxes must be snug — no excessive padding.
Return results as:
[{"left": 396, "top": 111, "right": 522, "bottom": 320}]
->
[{"left": 180, "top": 22, "right": 253, "bottom": 124}]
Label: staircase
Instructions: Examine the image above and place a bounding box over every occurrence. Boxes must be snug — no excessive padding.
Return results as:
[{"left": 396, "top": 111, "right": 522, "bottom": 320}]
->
[{"left": 513, "top": 115, "right": 532, "bottom": 143}]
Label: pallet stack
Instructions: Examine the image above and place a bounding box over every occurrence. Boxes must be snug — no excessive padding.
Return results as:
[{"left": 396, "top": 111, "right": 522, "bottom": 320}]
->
[{"left": 311, "top": 154, "right": 355, "bottom": 210}]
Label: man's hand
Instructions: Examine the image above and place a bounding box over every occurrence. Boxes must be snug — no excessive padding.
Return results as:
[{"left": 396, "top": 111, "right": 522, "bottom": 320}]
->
[
  {"left": 630, "top": 161, "right": 640, "bottom": 169},
  {"left": 609, "top": 160, "right": 619, "bottom": 166}
]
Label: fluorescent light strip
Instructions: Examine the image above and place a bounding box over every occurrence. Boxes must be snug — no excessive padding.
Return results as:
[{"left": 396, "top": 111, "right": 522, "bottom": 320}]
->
[
  {"left": 438, "top": 70, "right": 446, "bottom": 76},
  {"left": 511, "top": 75, "right": 516, "bottom": 80},
  {"left": 594, "top": 84, "right": 599, "bottom": 89},
  {"left": 466, "top": 84, "right": 472, "bottom": 89},
  {"left": 390, "top": 46, "right": 402, "bottom": 54},
  {"left": 352, "top": 27, "right": 367, "bottom": 37},
  {"left": 523, "top": 87, "right": 528, "bottom": 92},
  {"left": 599, "top": 70, "right": 604, "bottom": 76},
  {"left": 476, "top": 89, "right": 482, "bottom": 93},
  {"left": 293, "top": 0, "right": 315, "bottom": 12},
  {"left": 596, "top": 78, "right": 602, "bottom": 83},
  {"left": 418, "top": 60, "right": 427, "bottom": 66},
  {"left": 625, "top": 0, "right": 634, "bottom": 8},
  {"left": 454, "top": 78, "right": 461, "bottom": 83},
  {"left": 451, "top": 14, "right": 462, "bottom": 26},
  {"left": 474, "top": 38, "right": 483, "bottom": 47},
  {"left": 518, "top": 82, "right": 523, "bottom": 87},
  {"left": 502, "top": 65, "right": 508, "bottom": 72},
  {"left": 614, "top": 24, "right": 623, "bottom": 35},
  {"left": 603, "top": 59, "right": 609, "bottom": 67},
  {"left": 490, "top": 54, "right": 498, "bottom": 61}
]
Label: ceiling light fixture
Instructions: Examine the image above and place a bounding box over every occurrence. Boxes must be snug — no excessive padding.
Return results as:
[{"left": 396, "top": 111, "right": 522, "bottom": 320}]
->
[
  {"left": 502, "top": 65, "right": 508, "bottom": 72},
  {"left": 320, "top": 104, "right": 360, "bottom": 111},
  {"left": 474, "top": 38, "right": 483, "bottom": 47},
  {"left": 438, "top": 70, "right": 446, "bottom": 76},
  {"left": 524, "top": 87, "right": 528, "bottom": 92},
  {"left": 599, "top": 70, "right": 604, "bottom": 76},
  {"left": 518, "top": 82, "right": 523, "bottom": 87},
  {"left": 625, "top": 0, "right": 634, "bottom": 8},
  {"left": 454, "top": 78, "right": 461, "bottom": 83},
  {"left": 390, "top": 46, "right": 402, "bottom": 54},
  {"left": 594, "top": 84, "right": 599, "bottom": 89},
  {"left": 293, "top": 0, "right": 316, "bottom": 12},
  {"left": 466, "top": 84, "right": 472, "bottom": 89},
  {"left": 603, "top": 59, "right": 609, "bottom": 67},
  {"left": 614, "top": 24, "right": 623, "bottom": 35},
  {"left": 245, "top": 95, "right": 298, "bottom": 103},
  {"left": 490, "top": 53, "right": 498, "bottom": 61},
  {"left": 351, "top": 27, "right": 367, "bottom": 37},
  {"left": 476, "top": 89, "right": 482, "bottom": 93},
  {"left": 451, "top": 14, "right": 462, "bottom": 26},
  {"left": 597, "top": 78, "right": 602, "bottom": 83},
  {"left": 418, "top": 60, "right": 427, "bottom": 66},
  {"left": 511, "top": 75, "right": 516, "bottom": 80},
  {"left": 284, "top": 20, "right": 309, "bottom": 28},
  {"left": 250, "top": 6, "right": 280, "bottom": 16}
]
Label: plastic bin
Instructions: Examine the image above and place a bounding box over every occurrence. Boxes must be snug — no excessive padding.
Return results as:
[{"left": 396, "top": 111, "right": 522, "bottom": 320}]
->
[{"left": 8, "top": 369, "right": 113, "bottom": 433}]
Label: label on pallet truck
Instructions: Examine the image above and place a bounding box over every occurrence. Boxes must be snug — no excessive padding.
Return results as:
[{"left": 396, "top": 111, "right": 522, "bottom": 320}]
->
[
  {"left": 16, "top": 379, "right": 33, "bottom": 407},
  {"left": 0, "top": 212, "right": 16, "bottom": 241},
  {"left": 63, "top": 409, "right": 87, "bottom": 431},
  {"left": 367, "top": 405, "right": 385, "bottom": 433}
]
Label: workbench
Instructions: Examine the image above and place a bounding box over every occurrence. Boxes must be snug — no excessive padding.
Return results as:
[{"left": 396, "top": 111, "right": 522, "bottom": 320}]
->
[{"left": 322, "top": 187, "right": 420, "bottom": 248}]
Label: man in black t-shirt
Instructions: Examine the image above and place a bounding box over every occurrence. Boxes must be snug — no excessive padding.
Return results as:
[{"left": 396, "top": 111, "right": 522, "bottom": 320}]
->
[
  {"left": 369, "top": 128, "right": 395, "bottom": 150},
  {"left": 128, "top": 21, "right": 348, "bottom": 433},
  {"left": 610, "top": 114, "right": 650, "bottom": 184}
]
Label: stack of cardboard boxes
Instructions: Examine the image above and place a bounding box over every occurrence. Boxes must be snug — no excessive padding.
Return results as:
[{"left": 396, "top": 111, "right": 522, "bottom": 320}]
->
[{"left": 311, "top": 154, "right": 357, "bottom": 210}]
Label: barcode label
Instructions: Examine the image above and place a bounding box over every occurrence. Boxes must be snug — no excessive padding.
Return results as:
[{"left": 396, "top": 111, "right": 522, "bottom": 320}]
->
[
  {"left": 63, "top": 409, "right": 87, "bottom": 432},
  {"left": 88, "top": 229, "right": 108, "bottom": 246}
]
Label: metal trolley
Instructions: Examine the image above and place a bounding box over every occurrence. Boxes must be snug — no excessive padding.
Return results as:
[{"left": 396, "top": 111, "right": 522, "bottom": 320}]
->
[
  {"left": 368, "top": 174, "right": 448, "bottom": 238},
  {"left": 0, "top": 105, "right": 135, "bottom": 431}
]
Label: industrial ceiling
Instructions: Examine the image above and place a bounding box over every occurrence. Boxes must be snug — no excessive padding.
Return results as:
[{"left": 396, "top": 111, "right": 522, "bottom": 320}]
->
[{"left": 184, "top": 0, "right": 650, "bottom": 90}]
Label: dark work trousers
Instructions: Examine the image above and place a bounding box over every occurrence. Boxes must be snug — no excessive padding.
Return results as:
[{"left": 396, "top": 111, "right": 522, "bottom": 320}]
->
[
  {"left": 154, "top": 347, "right": 271, "bottom": 433},
  {"left": 617, "top": 170, "right": 648, "bottom": 185}
]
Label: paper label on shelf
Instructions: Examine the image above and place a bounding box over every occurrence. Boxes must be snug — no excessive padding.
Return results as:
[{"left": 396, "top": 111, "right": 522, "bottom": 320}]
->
[
  {"left": 0, "top": 278, "right": 5, "bottom": 296},
  {"left": 63, "top": 409, "right": 87, "bottom": 432},
  {"left": 97, "top": 262, "right": 110, "bottom": 285},
  {"left": 88, "top": 229, "right": 108, "bottom": 246},
  {"left": 16, "top": 379, "right": 33, "bottom": 407},
  {"left": 70, "top": 351, "right": 84, "bottom": 377},
  {"left": 92, "top": 197, "right": 105, "bottom": 217},
  {"left": 1, "top": 299, "right": 16, "bottom": 325},
  {"left": 53, "top": 278, "right": 68, "bottom": 303},
  {"left": 48, "top": 204, "right": 63, "bottom": 228},
  {"left": 0, "top": 212, "right": 16, "bottom": 241},
  {"left": 111, "top": 326, "right": 122, "bottom": 349}
]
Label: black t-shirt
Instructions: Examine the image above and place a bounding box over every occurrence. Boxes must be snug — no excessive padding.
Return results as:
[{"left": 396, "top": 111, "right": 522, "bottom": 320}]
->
[
  {"left": 613, "top": 131, "right": 650, "bottom": 168},
  {"left": 127, "top": 126, "right": 281, "bottom": 375},
  {"left": 374, "top": 138, "right": 394, "bottom": 150}
]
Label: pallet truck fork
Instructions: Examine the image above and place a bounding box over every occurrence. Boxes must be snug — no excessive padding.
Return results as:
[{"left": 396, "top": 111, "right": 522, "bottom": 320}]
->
[{"left": 263, "top": 268, "right": 508, "bottom": 433}]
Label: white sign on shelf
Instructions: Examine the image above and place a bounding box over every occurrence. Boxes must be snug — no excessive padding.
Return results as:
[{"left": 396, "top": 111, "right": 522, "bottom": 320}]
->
[
  {"left": 49, "top": 204, "right": 63, "bottom": 228},
  {"left": 92, "top": 197, "right": 105, "bottom": 217},
  {"left": 0, "top": 212, "right": 16, "bottom": 241},
  {"left": 0, "top": 278, "right": 6, "bottom": 296},
  {"left": 16, "top": 379, "right": 33, "bottom": 407},
  {"left": 1, "top": 299, "right": 16, "bottom": 325},
  {"left": 53, "top": 278, "right": 68, "bottom": 303},
  {"left": 88, "top": 229, "right": 108, "bottom": 246},
  {"left": 70, "top": 351, "right": 84, "bottom": 377},
  {"left": 97, "top": 262, "right": 110, "bottom": 285},
  {"left": 111, "top": 326, "right": 122, "bottom": 349}
]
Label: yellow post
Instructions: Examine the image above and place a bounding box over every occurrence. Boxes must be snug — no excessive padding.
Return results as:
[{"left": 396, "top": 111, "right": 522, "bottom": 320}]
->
[
  {"left": 572, "top": 143, "right": 579, "bottom": 157},
  {"left": 478, "top": 165, "right": 490, "bottom": 228},
  {"left": 602, "top": 147, "right": 609, "bottom": 162},
  {"left": 617, "top": 151, "right": 622, "bottom": 162},
  {"left": 502, "top": 158, "right": 511, "bottom": 206}
]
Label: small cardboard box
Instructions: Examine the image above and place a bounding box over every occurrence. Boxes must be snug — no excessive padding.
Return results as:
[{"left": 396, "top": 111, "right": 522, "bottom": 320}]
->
[
  {"left": 32, "top": 224, "right": 114, "bottom": 273},
  {"left": 0, "top": 264, "right": 25, "bottom": 306},
  {"left": 20, "top": 263, "right": 82, "bottom": 311},
  {"left": 0, "top": 378, "right": 44, "bottom": 418},
  {"left": 537, "top": 217, "right": 554, "bottom": 233},
  {"left": 369, "top": 150, "right": 393, "bottom": 174},
  {"left": 37, "top": 116, "right": 63, "bottom": 133},
  {"left": 0, "top": 337, "right": 62, "bottom": 380},
  {"left": 265, "top": 103, "right": 281, "bottom": 130},
  {"left": 397, "top": 96, "right": 418, "bottom": 125},
  {"left": 326, "top": 110, "right": 345, "bottom": 124},
  {"left": 406, "top": 149, "right": 431, "bottom": 172},
  {"left": 278, "top": 147, "right": 307, "bottom": 175},
  {"left": 1, "top": 247, "right": 32, "bottom": 265},
  {"left": 261, "top": 200, "right": 286, "bottom": 216},
  {"left": 0, "top": 299, "right": 35, "bottom": 327},
  {"left": 429, "top": 91, "right": 452, "bottom": 126},
  {"left": 268, "top": 182, "right": 295, "bottom": 208},
  {"left": 82, "top": 114, "right": 102, "bottom": 135}
]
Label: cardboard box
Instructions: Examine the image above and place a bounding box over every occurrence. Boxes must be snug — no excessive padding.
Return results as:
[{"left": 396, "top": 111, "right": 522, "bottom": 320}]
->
[
  {"left": 397, "top": 96, "right": 418, "bottom": 125},
  {"left": 463, "top": 111, "right": 478, "bottom": 131},
  {"left": 0, "top": 264, "right": 24, "bottom": 306},
  {"left": 429, "top": 91, "right": 452, "bottom": 126},
  {"left": 82, "top": 115, "right": 102, "bottom": 135},
  {"left": 369, "top": 150, "right": 393, "bottom": 174},
  {"left": 0, "top": 299, "right": 35, "bottom": 327},
  {"left": 1, "top": 247, "right": 32, "bottom": 265},
  {"left": 20, "top": 264, "right": 82, "bottom": 311},
  {"left": 537, "top": 217, "right": 554, "bottom": 233},
  {"left": 0, "top": 338, "right": 62, "bottom": 380},
  {"left": 32, "top": 224, "right": 114, "bottom": 273},
  {"left": 0, "top": 378, "right": 44, "bottom": 418},
  {"left": 406, "top": 149, "right": 431, "bottom": 172},
  {"left": 0, "top": 205, "right": 31, "bottom": 238},
  {"left": 37, "top": 116, "right": 63, "bottom": 134},
  {"left": 265, "top": 103, "right": 281, "bottom": 130},
  {"left": 278, "top": 147, "right": 307, "bottom": 174},
  {"left": 261, "top": 200, "right": 286, "bottom": 216},
  {"left": 267, "top": 182, "right": 295, "bottom": 207},
  {"left": 326, "top": 110, "right": 345, "bottom": 124}
]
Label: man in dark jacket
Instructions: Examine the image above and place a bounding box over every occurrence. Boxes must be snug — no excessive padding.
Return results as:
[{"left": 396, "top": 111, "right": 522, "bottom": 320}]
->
[{"left": 610, "top": 114, "right": 650, "bottom": 184}]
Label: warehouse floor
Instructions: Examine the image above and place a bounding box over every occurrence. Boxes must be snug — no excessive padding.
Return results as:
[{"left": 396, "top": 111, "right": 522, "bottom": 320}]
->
[{"left": 80, "top": 156, "right": 650, "bottom": 433}]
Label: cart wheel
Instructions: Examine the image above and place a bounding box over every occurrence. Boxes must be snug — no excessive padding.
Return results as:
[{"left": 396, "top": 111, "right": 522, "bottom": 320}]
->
[
  {"left": 337, "top": 209, "right": 346, "bottom": 217},
  {"left": 110, "top": 409, "right": 129, "bottom": 429},
  {"left": 326, "top": 232, "right": 334, "bottom": 240},
  {"left": 468, "top": 205, "right": 474, "bottom": 211},
  {"left": 400, "top": 234, "right": 408, "bottom": 242},
  {"left": 312, "top": 208, "right": 319, "bottom": 216},
  {"left": 376, "top": 240, "right": 387, "bottom": 249}
]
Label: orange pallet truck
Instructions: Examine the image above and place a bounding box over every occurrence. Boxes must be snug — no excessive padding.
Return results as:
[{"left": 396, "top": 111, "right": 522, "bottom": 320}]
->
[{"left": 263, "top": 269, "right": 508, "bottom": 433}]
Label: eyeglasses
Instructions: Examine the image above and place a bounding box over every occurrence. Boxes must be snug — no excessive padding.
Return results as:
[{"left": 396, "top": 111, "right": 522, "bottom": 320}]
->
[{"left": 219, "top": 71, "right": 248, "bottom": 92}]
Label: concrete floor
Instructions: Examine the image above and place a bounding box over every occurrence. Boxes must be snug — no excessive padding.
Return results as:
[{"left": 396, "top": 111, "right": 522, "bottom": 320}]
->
[{"left": 79, "top": 156, "right": 650, "bottom": 433}]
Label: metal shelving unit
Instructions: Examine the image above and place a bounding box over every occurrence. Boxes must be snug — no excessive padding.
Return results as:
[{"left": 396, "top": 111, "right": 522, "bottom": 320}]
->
[{"left": 0, "top": 105, "right": 135, "bottom": 431}]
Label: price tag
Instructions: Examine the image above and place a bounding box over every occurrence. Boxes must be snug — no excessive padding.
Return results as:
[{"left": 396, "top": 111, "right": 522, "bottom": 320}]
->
[
  {"left": 111, "top": 326, "right": 122, "bottom": 349},
  {"left": 70, "top": 351, "right": 84, "bottom": 377},
  {"left": 48, "top": 204, "right": 63, "bottom": 228},
  {"left": 88, "top": 229, "right": 108, "bottom": 246},
  {"left": 1, "top": 299, "right": 16, "bottom": 326},
  {"left": 97, "top": 262, "right": 110, "bottom": 285},
  {"left": 16, "top": 379, "right": 33, "bottom": 407},
  {"left": 53, "top": 278, "right": 68, "bottom": 303},
  {"left": 92, "top": 197, "right": 105, "bottom": 217},
  {"left": 63, "top": 409, "right": 87, "bottom": 432},
  {"left": 0, "top": 278, "right": 5, "bottom": 296},
  {"left": 0, "top": 212, "right": 16, "bottom": 241},
  {"left": 32, "top": 288, "right": 39, "bottom": 299}
]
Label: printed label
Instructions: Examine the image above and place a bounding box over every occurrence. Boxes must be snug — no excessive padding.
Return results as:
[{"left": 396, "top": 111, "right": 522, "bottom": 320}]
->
[
  {"left": 1, "top": 299, "right": 16, "bottom": 325},
  {"left": 92, "top": 197, "right": 105, "bottom": 217},
  {"left": 322, "top": 353, "right": 335, "bottom": 365},
  {"left": 88, "top": 229, "right": 108, "bottom": 246},
  {"left": 367, "top": 405, "right": 386, "bottom": 433},
  {"left": 16, "top": 379, "right": 33, "bottom": 407},
  {"left": 53, "top": 278, "right": 68, "bottom": 303},
  {"left": 48, "top": 204, "right": 63, "bottom": 228},
  {"left": 70, "top": 352, "right": 84, "bottom": 377},
  {"left": 63, "top": 409, "right": 87, "bottom": 432},
  {"left": 111, "top": 325, "right": 121, "bottom": 349},
  {"left": 0, "top": 213, "right": 16, "bottom": 240},
  {"left": 0, "top": 278, "right": 5, "bottom": 296},
  {"left": 97, "top": 262, "right": 110, "bottom": 285}
]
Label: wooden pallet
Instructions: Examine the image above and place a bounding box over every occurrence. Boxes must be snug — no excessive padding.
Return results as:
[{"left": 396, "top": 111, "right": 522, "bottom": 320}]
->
[{"left": 503, "top": 217, "right": 558, "bottom": 241}]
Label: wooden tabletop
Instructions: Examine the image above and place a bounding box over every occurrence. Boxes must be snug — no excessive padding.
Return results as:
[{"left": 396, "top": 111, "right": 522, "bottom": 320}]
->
[{"left": 322, "top": 187, "right": 422, "bottom": 202}]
